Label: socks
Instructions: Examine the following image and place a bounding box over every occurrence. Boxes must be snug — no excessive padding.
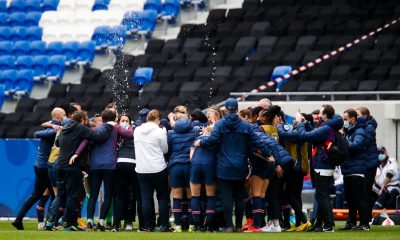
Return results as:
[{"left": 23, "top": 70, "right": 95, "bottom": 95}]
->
[
  {"left": 191, "top": 197, "right": 201, "bottom": 225},
  {"left": 282, "top": 206, "right": 291, "bottom": 228},
  {"left": 173, "top": 198, "right": 183, "bottom": 226},
  {"left": 206, "top": 196, "right": 216, "bottom": 226},
  {"left": 99, "top": 219, "right": 104, "bottom": 226},
  {"left": 252, "top": 197, "right": 265, "bottom": 228},
  {"left": 272, "top": 219, "right": 280, "bottom": 227},
  {"left": 37, "top": 195, "right": 50, "bottom": 223},
  {"left": 245, "top": 198, "right": 253, "bottom": 219}
]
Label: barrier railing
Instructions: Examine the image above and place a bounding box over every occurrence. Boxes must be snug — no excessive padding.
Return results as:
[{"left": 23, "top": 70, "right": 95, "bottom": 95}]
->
[{"left": 230, "top": 91, "right": 400, "bottom": 101}]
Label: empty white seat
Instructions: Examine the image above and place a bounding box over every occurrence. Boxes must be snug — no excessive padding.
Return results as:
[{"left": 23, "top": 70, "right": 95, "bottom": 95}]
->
[
  {"left": 108, "top": 0, "right": 127, "bottom": 12},
  {"left": 74, "top": 10, "right": 92, "bottom": 25},
  {"left": 127, "top": 1, "right": 145, "bottom": 11},
  {"left": 58, "top": 26, "right": 76, "bottom": 42},
  {"left": 42, "top": 26, "right": 61, "bottom": 42},
  {"left": 76, "top": 26, "right": 95, "bottom": 42},
  {"left": 57, "top": 0, "right": 77, "bottom": 12},
  {"left": 90, "top": 10, "right": 108, "bottom": 26},
  {"left": 76, "top": 0, "right": 96, "bottom": 10},
  {"left": 39, "top": 11, "right": 58, "bottom": 27},
  {"left": 57, "top": 11, "right": 75, "bottom": 25}
]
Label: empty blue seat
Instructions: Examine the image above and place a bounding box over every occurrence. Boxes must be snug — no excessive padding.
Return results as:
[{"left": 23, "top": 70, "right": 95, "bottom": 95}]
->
[
  {"left": 0, "top": 55, "right": 15, "bottom": 70},
  {"left": 0, "top": 13, "right": 7, "bottom": 25},
  {"left": 62, "top": 41, "right": 78, "bottom": 67},
  {"left": 107, "top": 26, "right": 126, "bottom": 53},
  {"left": 77, "top": 41, "right": 95, "bottom": 65},
  {"left": 0, "top": 69, "right": 17, "bottom": 96},
  {"left": 15, "top": 56, "right": 33, "bottom": 70},
  {"left": 132, "top": 67, "right": 154, "bottom": 84},
  {"left": 46, "top": 41, "right": 63, "bottom": 55},
  {"left": 41, "top": 0, "right": 59, "bottom": 11},
  {"left": 92, "top": 26, "right": 109, "bottom": 52},
  {"left": 0, "top": 26, "right": 11, "bottom": 40},
  {"left": 0, "top": 0, "right": 6, "bottom": 12},
  {"left": 161, "top": 0, "right": 180, "bottom": 24},
  {"left": 93, "top": 0, "right": 109, "bottom": 11},
  {"left": 26, "top": 26, "right": 42, "bottom": 41},
  {"left": 123, "top": 10, "right": 157, "bottom": 37},
  {"left": 25, "top": 12, "right": 42, "bottom": 26},
  {"left": 32, "top": 55, "right": 49, "bottom": 80},
  {"left": 144, "top": 0, "right": 162, "bottom": 14},
  {"left": 24, "top": 0, "right": 41, "bottom": 12},
  {"left": 0, "top": 41, "right": 13, "bottom": 55},
  {"left": 9, "top": 27, "right": 27, "bottom": 40},
  {"left": 47, "top": 55, "right": 66, "bottom": 82},
  {"left": 15, "top": 69, "right": 34, "bottom": 97},
  {"left": 13, "top": 41, "right": 30, "bottom": 56},
  {"left": 271, "top": 66, "right": 292, "bottom": 91},
  {"left": 8, "top": 0, "right": 25, "bottom": 13},
  {"left": 29, "top": 41, "right": 46, "bottom": 55},
  {"left": 8, "top": 12, "right": 26, "bottom": 26}
]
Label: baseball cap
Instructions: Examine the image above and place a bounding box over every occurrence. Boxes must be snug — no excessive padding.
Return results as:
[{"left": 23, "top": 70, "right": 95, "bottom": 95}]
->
[{"left": 225, "top": 98, "right": 238, "bottom": 112}]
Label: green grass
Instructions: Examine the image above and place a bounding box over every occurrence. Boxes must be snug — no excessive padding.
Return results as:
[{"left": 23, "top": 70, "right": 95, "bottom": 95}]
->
[{"left": 0, "top": 220, "right": 399, "bottom": 240}]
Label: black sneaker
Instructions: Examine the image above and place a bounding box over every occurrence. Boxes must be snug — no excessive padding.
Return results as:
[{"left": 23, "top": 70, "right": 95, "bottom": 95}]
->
[
  {"left": 87, "top": 222, "right": 94, "bottom": 231},
  {"left": 353, "top": 225, "right": 370, "bottom": 231},
  {"left": 111, "top": 226, "right": 118, "bottom": 232},
  {"left": 96, "top": 223, "right": 106, "bottom": 232},
  {"left": 11, "top": 220, "right": 24, "bottom": 230},
  {"left": 339, "top": 222, "right": 356, "bottom": 230},
  {"left": 322, "top": 227, "right": 335, "bottom": 232}
]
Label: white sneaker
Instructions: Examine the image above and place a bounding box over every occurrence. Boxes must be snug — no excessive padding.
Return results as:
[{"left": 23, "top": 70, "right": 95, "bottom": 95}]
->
[
  {"left": 125, "top": 224, "right": 133, "bottom": 231},
  {"left": 261, "top": 224, "right": 273, "bottom": 232},
  {"left": 269, "top": 226, "right": 282, "bottom": 232},
  {"left": 38, "top": 222, "right": 45, "bottom": 230},
  {"left": 262, "top": 225, "right": 281, "bottom": 232}
]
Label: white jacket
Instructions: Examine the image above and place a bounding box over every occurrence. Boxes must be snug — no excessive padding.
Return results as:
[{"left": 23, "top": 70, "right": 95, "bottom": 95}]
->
[
  {"left": 134, "top": 122, "right": 168, "bottom": 174},
  {"left": 373, "top": 158, "right": 399, "bottom": 193}
]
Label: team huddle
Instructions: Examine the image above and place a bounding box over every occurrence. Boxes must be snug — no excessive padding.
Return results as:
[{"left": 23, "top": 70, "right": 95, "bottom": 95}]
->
[{"left": 10, "top": 98, "right": 399, "bottom": 233}]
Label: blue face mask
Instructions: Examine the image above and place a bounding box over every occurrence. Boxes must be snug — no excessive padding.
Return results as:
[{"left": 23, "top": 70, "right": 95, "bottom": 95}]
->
[{"left": 378, "top": 154, "right": 386, "bottom": 161}]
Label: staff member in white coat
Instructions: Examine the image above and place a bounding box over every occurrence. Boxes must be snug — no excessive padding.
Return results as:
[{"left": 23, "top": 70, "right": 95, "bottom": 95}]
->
[{"left": 134, "top": 110, "right": 169, "bottom": 232}]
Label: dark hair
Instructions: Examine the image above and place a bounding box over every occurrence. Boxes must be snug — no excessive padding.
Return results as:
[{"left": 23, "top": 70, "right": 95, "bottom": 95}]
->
[
  {"left": 356, "top": 107, "right": 371, "bottom": 119},
  {"left": 322, "top": 104, "right": 335, "bottom": 119},
  {"left": 71, "top": 110, "right": 87, "bottom": 123},
  {"left": 105, "top": 102, "right": 116, "bottom": 110},
  {"left": 239, "top": 108, "right": 251, "bottom": 118},
  {"left": 261, "top": 105, "right": 282, "bottom": 124},
  {"left": 344, "top": 108, "right": 358, "bottom": 120},
  {"left": 101, "top": 109, "right": 117, "bottom": 122},
  {"left": 311, "top": 109, "right": 320, "bottom": 115},
  {"left": 61, "top": 102, "right": 78, "bottom": 117},
  {"left": 147, "top": 109, "right": 162, "bottom": 121},
  {"left": 251, "top": 106, "right": 263, "bottom": 118},
  {"left": 190, "top": 109, "right": 208, "bottom": 123},
  {"left": 118, "top": 113, "right": 132, "bottom": 124}
]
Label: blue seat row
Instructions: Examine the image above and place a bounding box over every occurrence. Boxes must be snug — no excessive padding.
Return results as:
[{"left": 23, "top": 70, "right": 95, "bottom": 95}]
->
[
  {"left": 0, "top": 0, "right": 59, "bottom": 13},
  {"left": 0, "top": 41, "right": 95, "bottom": 67},
  {"left": 121, "top": 10, "right": 158, "bottom": 37},
  {"left": 180, "top": 0, "right": 208, "bottom": 10},
  {"left": 0, "top": 54, "right": 65, "bottom": 86},
  {"left": 0, "top": 11, "right": 42, "bottom": 26},
  {"left": 0, "top": 69, "right": 35, "bottom": 98},
  {"left": 0, "top": 26, "right": 42, "bottom": 41},
  {"left": 144, "top": 0, "right": 180, "bottom": 24},
  {"left": 92, "top": 26, "right": 126, "bottom": 54}
]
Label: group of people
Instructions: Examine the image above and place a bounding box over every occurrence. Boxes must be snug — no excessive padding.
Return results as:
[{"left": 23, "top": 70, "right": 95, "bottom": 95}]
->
[{"left": 11, "top": 97, "right": 399, "bottom": 233}]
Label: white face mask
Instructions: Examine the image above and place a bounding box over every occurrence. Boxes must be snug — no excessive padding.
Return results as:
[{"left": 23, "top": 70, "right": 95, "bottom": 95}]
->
[
  {"left": 378, "top": 154, "right": 386, "bottom": 161},
  {"left": 343, "top": 121, "right": 350, "bottom": 129},
  {"left": 120, "top": 122, "right": 129, "bottom": 129}
]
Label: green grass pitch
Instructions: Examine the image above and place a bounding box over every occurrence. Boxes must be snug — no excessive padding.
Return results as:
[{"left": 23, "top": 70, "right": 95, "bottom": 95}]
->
[{"left": 0, "top": 220, "right": 399, "bottom": 240}]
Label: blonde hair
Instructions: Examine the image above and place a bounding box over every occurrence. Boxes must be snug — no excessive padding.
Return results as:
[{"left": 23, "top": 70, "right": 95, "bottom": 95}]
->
[
  {"left": 208, "top": 105, "right": 223, "bottom": 119},
  {"left": 174, "top": 105, "right": 188, "bottom": 114},
  {"left": 147, "top": 109, "right": 162, "bottom": 122}
]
